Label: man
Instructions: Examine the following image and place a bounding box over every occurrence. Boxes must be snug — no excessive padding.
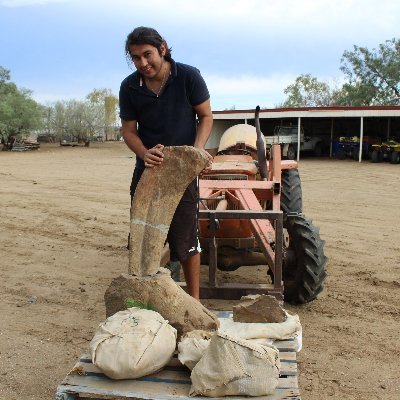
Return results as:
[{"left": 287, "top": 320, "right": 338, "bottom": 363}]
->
[{"left": 119, "top": 27, "right": 213, "bottom": 300}]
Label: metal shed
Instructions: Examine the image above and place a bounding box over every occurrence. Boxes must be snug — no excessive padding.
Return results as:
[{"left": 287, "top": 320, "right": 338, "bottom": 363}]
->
[{"left": 207, "top": 106, "right": 400, "bottom": 162}]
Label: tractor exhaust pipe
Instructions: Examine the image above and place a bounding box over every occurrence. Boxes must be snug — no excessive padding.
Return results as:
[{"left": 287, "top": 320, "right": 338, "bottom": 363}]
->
[{"left": 255, "top": 106, "right": 268, "bottom": 180}]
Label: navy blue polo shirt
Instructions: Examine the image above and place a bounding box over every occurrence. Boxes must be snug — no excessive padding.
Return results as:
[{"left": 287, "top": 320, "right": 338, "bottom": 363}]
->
[{"left": 119, "top": 59, "right": 210, "bottom": 170}]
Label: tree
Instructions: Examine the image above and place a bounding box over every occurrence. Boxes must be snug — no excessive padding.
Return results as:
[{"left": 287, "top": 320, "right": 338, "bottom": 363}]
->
[
  {"left": 0, "top": 66, "right": 43, "bottom": 145},
  {"left": 332, "top": 82, "right": 379, "bottom": 106},
  {"left": 280, "top": 74, "right": 336, "bottom": 107},
  {"left": 0, "top": 66, "right": 11, "bottom": 85},
  {"left": 52, "top": 101, "right": 67, "bottom": 138},
  {"left": 104, "top": 95, "right": 118, "bottom": 140},
  {"left": 64, "top": 99, "right": 89, "bottom": 142},
  {"left": 340, "top": 38, "right": 400, "bottom": 105},
  {"left": 86, "top": 89, "right": 118, "bottom": 141},
  {"left": 42, "top": 89, "right": 118, "bottom": 144}
]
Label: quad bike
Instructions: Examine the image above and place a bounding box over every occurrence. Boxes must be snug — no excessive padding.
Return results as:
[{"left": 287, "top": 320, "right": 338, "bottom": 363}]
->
[
  {"left": 197, "top": 107, "right": 327, "bottom": 304},
  {"left": 336, "top": 136, "right": 379, "bottom": 161},
  {"left": 371, "top": 140, "right": 400, "bottom": 164},
  {"left": 336, "top": 136, "right": 362, "bottom": 160}
]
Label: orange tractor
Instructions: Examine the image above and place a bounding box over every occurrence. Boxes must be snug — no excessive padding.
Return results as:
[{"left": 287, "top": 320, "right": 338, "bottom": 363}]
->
[{"left": 197, "top": 107, "right": 327, "bottom": 304}]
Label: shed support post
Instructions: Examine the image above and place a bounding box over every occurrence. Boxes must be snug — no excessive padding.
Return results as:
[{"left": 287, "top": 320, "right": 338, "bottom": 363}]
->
[
  {"left": 330, "top": 118, "right": 334, "bottom": 158},
  {"left": 359, "top": 116, "right": 364, "bottom": 162},
  {"left": 297, "top": 117, "right": 301, "bottom": 161}
]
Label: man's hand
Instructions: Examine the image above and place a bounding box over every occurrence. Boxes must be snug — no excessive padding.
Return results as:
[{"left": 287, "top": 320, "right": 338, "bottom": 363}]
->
[
  {"left": 195, "top": 147, "right": 213, "bottom": 175},
  {"left": 143, "top": 144, "right": 164, "bottom": 167}
]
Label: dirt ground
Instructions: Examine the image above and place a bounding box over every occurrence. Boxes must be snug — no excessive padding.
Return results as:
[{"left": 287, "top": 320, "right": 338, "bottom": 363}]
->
[{"left": 0, "top": 141, "right": 399, "bottom": 400}]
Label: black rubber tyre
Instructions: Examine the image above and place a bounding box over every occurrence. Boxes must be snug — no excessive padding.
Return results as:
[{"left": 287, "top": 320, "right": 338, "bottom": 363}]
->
[
  {"left": 390, "top": 151, "right": 400, "bottom": 164},
  {"left": 314, "top": 142, "right": 322, "bottom": 157},
  {"left": 352, "top": 148, "right": 360, "bottom": 161},
  {"left": 283, "top": 215, "right": 328, "bottom": 304},
  {"left": 337, "top": 147, "right": 346, "bottom": 159},
  {"left": 264, "top": 168, "right": 302, "bottom": 282},
  {"left": 281, "top": 169, "right": 303, "bottom": 217},
  {"left": 371, "top": 149, "right": 381, "bottom": 163},
  {"left": 286, "top": 145, "right": 296, "bottom": 160}
]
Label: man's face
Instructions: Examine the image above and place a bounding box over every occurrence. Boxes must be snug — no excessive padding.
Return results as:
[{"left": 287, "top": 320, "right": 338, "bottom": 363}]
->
[{"left": 129, "top": 43, "right": 165, "bottom": 79}]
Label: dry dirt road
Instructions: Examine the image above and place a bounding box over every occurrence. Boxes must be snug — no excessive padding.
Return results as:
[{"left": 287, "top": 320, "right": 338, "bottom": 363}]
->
[{"left": 0, "top": 142, "right": 399, "bottom": 400}]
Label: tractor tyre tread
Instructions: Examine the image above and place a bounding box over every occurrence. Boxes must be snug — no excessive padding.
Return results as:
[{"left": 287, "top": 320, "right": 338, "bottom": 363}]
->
[
  {"left": 286, "top": 145, "right": 296, "bottom": 161},
  {"left": 337, "top": 148, "right": 346, "bottom": 160},
  {"left": 390, "top": 151, "right": 399, "bottom": 164},
  {"left": 314, "top": 142, "right": 322, "bottom": 157},
  {"left": 283, "top": 215, "right": 327, "bottom": 304},
  {"left": 371, "top": 149, "right": 381, "bottom": 163},
  {"left": 281, "top": 169, "right": 303, "bottom": 217}
]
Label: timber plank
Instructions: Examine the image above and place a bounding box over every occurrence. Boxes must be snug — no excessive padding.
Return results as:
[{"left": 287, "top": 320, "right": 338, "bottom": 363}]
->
[
  {"left": 57, "top": 355, "right": 299, "bottom": 400},
  {"left": 57, "top": 311, "right": 301, "bottom": 399}
]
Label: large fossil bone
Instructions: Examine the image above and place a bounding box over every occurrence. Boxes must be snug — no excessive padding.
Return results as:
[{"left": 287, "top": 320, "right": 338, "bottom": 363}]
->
[
  {"left": 105, "top": 146, "right": 219, "bottom": 337},
  {"left": 129, "top": 146, "right": 209, "bottom": 276},
  {"left": 105, "top": 270, "right": 219, "bottom": 339}
]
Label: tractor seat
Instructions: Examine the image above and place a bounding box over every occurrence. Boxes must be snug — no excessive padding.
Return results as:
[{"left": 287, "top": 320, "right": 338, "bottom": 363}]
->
[{"left": 206, "top": 154, "right": 258, "bottom": 178}]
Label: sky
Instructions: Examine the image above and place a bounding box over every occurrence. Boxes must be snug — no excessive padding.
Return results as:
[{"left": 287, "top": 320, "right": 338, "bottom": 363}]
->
[{"left": 0, "top": 0, "right": 399, "bottom": 111}]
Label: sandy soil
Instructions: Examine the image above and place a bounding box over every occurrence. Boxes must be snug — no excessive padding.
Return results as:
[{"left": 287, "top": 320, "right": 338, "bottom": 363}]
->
[{"left": 0, "top": 142, "right": 399, "bottom": 400}]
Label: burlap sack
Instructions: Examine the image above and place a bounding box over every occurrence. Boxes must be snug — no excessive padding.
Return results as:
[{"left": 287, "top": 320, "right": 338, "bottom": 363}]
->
[
  {"left": 90, "top": 307, "right": 177, "bottom": 379},
  {"left": 219, "top": 312, "right": 301, "bottom": 340},
  {"left": 177, "top": 330, "right": 212, "bottom": 370},
  {"left": 189, "top": 332, "right": 280, "bottom": 397},
  {"left": 218, "top": 312, "right": 302, "bottom": 351}
]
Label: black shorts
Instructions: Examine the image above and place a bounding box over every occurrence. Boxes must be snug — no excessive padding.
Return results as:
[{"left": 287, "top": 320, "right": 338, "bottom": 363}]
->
[{"left": 130, "top": 168, "right": 200, "bottom": 263}]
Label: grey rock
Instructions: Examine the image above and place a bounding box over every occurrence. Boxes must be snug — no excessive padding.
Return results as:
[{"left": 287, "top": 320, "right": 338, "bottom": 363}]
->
[{"left": 233, "top": 294, "right": 287, "bottom": 323}]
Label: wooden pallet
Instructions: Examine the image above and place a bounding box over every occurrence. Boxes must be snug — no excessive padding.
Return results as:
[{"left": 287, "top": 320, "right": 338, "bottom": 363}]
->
[
  {"left": 56, "top": 338, "right": 300, "bottom": 400},
  {"left": 11, "top": 142, "right": 40, "bottom": 151}
]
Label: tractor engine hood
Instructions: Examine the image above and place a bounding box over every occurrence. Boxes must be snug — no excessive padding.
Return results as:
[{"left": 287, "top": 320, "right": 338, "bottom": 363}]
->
[{"left": 218, "top": 124, "right": 266, "bottom": 154}]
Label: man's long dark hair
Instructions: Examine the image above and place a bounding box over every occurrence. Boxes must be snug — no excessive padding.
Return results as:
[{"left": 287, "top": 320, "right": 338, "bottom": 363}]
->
[{"left": 125, "top": 27, "right": 172, "bottom": 63}]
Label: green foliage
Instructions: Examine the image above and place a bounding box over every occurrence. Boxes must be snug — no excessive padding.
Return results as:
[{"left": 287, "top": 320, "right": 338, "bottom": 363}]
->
[
  {"left": 0, "top": 67, "right": 118, "bottom": 144},
  {"left": 340, "top": 38, "right": 400, "bottom": 105},
  {"left": 333, "top": 82, "right": 379, "bottom": 106},
  {"left": 124, "top": 298, "right": 156, "bottom": 311},
  {"left": 86, "top": 88, "right": 114, "bottom": 104},
  {"left": 86, "top": 89, "right": 118, "bottom": 141},
  {"left": 41, "top": 88, "right": 118, "bottom": 142},
  {"left": 281, "top": 38, "right": 400, "bottom": 107},
  {"left": 0, "top": 66, "right": 11, "bottom": 83},
  {"left": 0, "top": 66, "right": 43, "bottom": 143},
  {"left": 281, "top": 74, "right": 335, "bottom": 107}
]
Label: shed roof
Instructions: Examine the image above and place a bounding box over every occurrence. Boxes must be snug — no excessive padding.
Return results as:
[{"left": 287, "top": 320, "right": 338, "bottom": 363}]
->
[{"left": 213, "top": 106, "right": 400, "bottom": 119}]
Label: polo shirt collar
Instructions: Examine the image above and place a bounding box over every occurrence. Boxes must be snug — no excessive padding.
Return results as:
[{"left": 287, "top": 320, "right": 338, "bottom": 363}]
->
[{"left": 137, "top": 58, "right": 177, "bottom": 88}]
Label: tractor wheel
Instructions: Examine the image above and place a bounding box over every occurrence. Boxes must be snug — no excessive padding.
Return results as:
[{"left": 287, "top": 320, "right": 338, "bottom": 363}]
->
[
  {"left": 371, "top": 150, "right": 382, "bottom": 163},
  {"left": 286, "top": 145, "right": 296, "bottom": 160},
  {"left": 283, "top": 215, "right": 327, "bottom": 304},
  {"left": 314, "top": 142, "right": 322, "bottom": 157},
  {"left": 337, "top": 147, "right": 346, "bottom": 159},
  {"left": 281, "top": 169, "right": 302, "bottom": 218},
  {"left": 390, "top": 151, "right": 400, "bottom": 164},
  {"left": 352, "top": 148, "right": 360, "bottom": 161}
]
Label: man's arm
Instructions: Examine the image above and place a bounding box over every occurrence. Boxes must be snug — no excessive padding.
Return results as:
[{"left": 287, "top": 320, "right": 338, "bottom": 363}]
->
[
  {"left": 193, "top": 99, "right": 213, "bottom": 171},
  {"left": 121, "top": 119, "right": 164, "bottom": 167},
  {"left": 193, "top": 98, "right": 213, "bottom": 150}
]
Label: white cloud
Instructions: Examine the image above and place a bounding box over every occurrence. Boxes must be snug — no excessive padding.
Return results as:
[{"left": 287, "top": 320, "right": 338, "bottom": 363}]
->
[
  {"left": 2, "top": 0, "right": 398, "bottom": 109},
  {"left": 109, "top": 0, "right": 400, "bottom": 41},
  {"left": 205, "top": 72, "right": 348, "bottom": 110},
  {"left": 31, "top": 91, "right": 81, "bottom": 104},
  {"left": 207, "top": 74, "right": 292, "bottom": 95},
  {"left": 205, "top": 73, "right": 296, "bottom": 110}
]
